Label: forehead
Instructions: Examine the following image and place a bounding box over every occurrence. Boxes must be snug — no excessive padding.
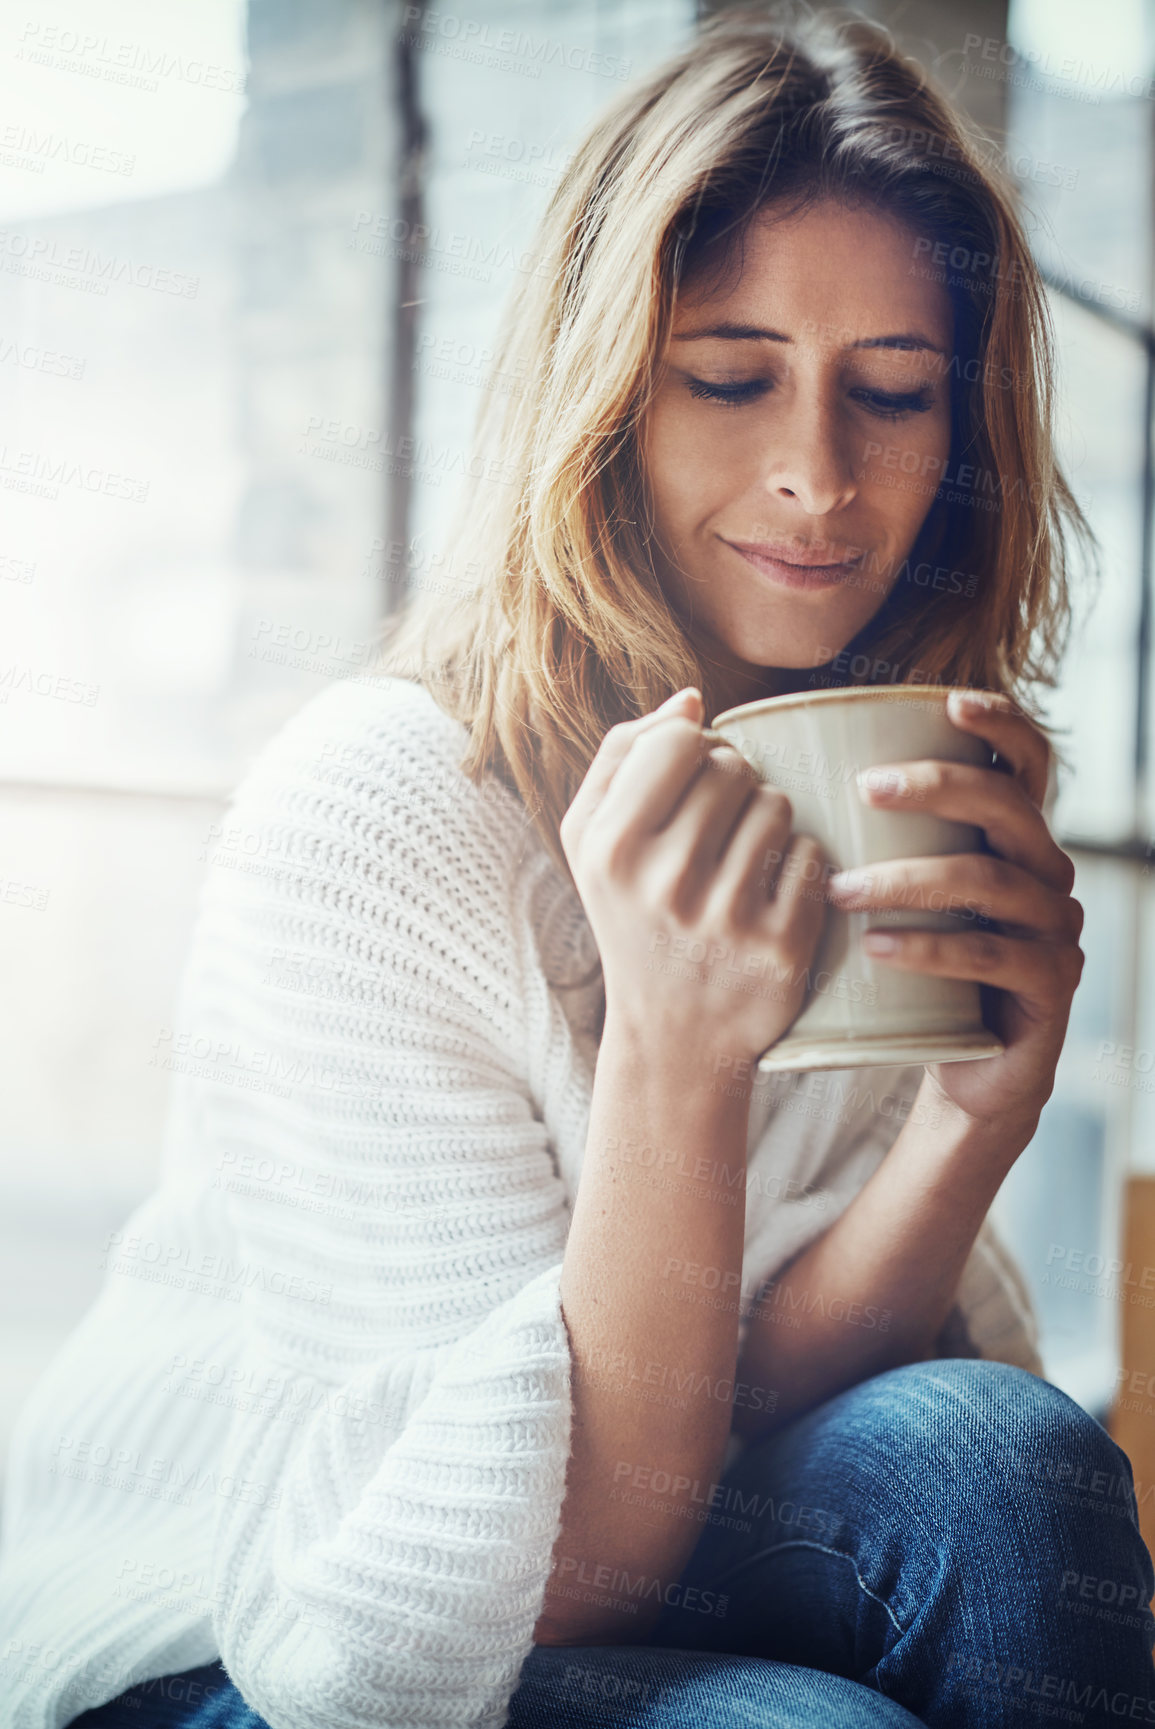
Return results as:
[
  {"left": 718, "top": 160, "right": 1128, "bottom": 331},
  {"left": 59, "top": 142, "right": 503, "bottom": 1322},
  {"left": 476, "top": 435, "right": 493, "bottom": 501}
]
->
[{"left": 675, "top": 199, "right": 954, "bottom": 351}]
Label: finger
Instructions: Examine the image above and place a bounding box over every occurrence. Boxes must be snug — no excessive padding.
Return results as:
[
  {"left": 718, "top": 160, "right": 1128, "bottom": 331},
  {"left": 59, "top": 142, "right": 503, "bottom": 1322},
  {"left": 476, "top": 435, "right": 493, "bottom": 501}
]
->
[
  {"left": 659, "top": 746, "right": 764, "bottom": 885},
  {"left": 586, "top": 720, "right": 748, "bottom": 860},
  {"left": 567, "top": 691, "right": 704, "bottom": 826},
  {"left": 860, "top": 925, "right": 1084, "bottom": 1017},
  {"left": 946, "top": 688, "right": 1051, "bottom": 809},
  {"left": 704, "top": 783, "right": 797, "bottom": 924},
  {"left": 757, "top": 835, "right": 829, "bottom": 994},
  {"left": 764, "top": 832, "right": 829, "bottom": 936},
  {"left": 858, "top": 759, "right": 1075, "bottom": 894},
  {"left": 827, "top": 854, "right": 1082, "bottom": 941}
]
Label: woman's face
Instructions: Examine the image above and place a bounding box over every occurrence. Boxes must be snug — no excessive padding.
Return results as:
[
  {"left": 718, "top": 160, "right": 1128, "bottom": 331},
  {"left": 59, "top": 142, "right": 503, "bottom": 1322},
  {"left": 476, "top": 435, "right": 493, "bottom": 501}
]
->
[{"left": 640, "top": 197, "right": 955, "bottom": 705}]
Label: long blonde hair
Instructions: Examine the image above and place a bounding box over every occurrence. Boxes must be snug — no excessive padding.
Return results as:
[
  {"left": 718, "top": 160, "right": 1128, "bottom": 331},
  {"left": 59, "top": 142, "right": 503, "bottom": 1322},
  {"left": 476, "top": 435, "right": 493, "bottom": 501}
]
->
[{"left": 374, "top": 4, "right": 1090, "bottom": 887}]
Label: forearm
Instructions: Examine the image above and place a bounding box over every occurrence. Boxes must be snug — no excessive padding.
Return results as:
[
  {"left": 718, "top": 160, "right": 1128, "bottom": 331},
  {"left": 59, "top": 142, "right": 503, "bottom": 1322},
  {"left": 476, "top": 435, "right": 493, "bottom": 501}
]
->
[
  {"left": 535, "top": 1013, "right": 755, "bottom": 1646},
  {"left": 733, "top": 1075, "right": 1037, "bottom": 1442}
]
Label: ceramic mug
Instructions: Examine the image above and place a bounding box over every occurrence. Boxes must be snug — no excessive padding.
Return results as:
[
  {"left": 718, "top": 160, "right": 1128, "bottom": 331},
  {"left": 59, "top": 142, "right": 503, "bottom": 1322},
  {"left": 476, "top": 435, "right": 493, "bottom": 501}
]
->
[{"left": 709, "top": 684, "right": 1005, "bottom": 1073}]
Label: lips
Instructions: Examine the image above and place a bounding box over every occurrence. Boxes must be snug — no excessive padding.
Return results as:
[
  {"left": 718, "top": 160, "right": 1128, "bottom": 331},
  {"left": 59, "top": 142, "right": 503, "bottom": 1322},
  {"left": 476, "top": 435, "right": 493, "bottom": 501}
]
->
[{"left": 721, "top": 536, "right": 864, "bottom": 591}]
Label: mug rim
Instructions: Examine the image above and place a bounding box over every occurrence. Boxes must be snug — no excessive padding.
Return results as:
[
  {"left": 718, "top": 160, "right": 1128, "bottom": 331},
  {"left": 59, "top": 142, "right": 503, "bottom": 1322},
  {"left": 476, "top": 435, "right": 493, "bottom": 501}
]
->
[{"left": 712, "top": 682, "right": 961, "bottom": 728}]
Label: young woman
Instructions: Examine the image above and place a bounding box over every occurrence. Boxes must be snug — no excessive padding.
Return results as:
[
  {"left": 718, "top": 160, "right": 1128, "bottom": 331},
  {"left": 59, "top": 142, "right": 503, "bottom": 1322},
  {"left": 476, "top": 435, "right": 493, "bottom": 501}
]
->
[{"left": 2, "top": 10, "right": 1152, "bottom": 1728}]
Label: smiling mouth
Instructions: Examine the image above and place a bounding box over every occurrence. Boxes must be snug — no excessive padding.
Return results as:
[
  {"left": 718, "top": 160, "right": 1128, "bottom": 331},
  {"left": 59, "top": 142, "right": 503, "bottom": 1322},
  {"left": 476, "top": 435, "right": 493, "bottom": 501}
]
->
[{"left": 721, "top": 537, "right": 865, "bottom": 590}]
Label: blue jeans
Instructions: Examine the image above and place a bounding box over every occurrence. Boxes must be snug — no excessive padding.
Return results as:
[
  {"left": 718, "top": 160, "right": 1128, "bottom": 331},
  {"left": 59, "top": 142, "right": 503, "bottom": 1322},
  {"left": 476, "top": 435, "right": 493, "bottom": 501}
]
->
[{"left": 68, "top": 1360, "right": 1155, "bottom": 1727}]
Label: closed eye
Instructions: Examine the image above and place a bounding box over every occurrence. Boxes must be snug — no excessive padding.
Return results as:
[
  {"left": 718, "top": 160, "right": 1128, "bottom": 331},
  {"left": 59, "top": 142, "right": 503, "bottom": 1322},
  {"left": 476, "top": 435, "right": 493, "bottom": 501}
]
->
[
  {"left": 850, "top": 387, "right": 936, "bottom": 420},
  {"left": 685, "top": 377, "right": 768, "bottom": 407},
  {"left": 685, "top": 378, "right": 937, "bottom": 420}
]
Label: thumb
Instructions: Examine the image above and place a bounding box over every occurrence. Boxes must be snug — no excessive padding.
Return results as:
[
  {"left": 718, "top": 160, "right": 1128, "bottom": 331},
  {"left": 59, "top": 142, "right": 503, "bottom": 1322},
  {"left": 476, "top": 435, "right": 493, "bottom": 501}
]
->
[{"left": 656, "top": 686, "right": 703, "bottom": 718}]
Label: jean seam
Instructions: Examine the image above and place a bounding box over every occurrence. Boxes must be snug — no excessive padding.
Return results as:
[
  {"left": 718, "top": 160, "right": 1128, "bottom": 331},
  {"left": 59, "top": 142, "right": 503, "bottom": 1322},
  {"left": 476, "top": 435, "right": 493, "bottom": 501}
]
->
[{"left": 692, "top": 1537, "right": 909, "bottom": 1638}]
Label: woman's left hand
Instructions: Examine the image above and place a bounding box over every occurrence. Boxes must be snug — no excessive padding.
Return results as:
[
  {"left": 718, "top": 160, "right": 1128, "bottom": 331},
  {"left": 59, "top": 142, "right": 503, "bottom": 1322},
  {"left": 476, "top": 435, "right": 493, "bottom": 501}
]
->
[{"left": 825, "top": 687, "right": 1084, "bottom": 1138}]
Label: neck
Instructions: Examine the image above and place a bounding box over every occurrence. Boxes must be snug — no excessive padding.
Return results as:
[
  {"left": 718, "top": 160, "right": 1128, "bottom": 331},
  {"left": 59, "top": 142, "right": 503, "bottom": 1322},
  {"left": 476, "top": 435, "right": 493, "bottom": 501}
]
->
[{"left": 703, "top": 651, "right": 813, "bottom": 718}]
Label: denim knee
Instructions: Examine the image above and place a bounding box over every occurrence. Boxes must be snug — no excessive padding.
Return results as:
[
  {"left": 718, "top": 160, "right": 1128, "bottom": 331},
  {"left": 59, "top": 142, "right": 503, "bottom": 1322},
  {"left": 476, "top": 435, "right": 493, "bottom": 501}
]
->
[
  {"left": 514, "top": 1646, "right": 927, "bottom": 1727},
  {"left": 865, "top": 1357, "right": 1140, "bottom": 1523}
]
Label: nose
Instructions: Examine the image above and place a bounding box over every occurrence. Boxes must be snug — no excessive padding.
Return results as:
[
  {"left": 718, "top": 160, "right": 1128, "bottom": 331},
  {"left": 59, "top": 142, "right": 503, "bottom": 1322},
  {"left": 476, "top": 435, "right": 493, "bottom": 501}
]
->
[{"left": 762, "top": 387, "right": 858, "bottom": 517}]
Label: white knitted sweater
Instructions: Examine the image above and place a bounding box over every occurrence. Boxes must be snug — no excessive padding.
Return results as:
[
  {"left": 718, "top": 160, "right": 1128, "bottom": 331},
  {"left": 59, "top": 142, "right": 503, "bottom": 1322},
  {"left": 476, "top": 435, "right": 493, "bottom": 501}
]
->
[{"left": 0, "top": 675, "right": 1042, "bottom": 1729}]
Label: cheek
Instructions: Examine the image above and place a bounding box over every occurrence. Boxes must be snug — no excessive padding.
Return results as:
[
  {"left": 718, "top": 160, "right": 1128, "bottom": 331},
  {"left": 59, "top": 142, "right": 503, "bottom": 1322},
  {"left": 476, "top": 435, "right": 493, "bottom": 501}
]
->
[
  {"left": 860, "top": 411, "right": 951, "bottom": 529},
  {"left": 645, "top": 402, "right": 727, "bottom": 524}
]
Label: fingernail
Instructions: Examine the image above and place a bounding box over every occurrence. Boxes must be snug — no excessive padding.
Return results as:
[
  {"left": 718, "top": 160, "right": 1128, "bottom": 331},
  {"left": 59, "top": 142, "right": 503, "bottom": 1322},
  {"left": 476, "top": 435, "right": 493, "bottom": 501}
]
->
[
  {"left": 659, "top": 686, "right": 701, "bottom": 710},
  {"left": 953, "top": 689, "right": 992, "bottom": 712},
  {"left": 828, "top": 869, "right": 872, "bottom": 897},
  {"left": 862, "top": 932, "right": 900, "bottom": 954},
  {"left": 857, "top": 768, "right": 906, "bottom": 797}
]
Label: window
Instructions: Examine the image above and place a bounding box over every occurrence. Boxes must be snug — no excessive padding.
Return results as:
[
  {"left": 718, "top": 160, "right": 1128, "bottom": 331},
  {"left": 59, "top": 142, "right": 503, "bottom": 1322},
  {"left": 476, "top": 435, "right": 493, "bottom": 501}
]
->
[
  {"left": 987, "top": 0, "right": 1155, "bottom": 1412},
  {"left": 0, "top": 0, "right": 700, "bottom": 1472}
]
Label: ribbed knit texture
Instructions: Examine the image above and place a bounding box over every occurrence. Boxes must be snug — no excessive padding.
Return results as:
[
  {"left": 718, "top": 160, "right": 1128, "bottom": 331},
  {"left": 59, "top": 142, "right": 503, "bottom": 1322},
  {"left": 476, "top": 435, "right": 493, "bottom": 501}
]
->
[{"left": 0, "top": 675, "right": 1043, "bottom": 1729}]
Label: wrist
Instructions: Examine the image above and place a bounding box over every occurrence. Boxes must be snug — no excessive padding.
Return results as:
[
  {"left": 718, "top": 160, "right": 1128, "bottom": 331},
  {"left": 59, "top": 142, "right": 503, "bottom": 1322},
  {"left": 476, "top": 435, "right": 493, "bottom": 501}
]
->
[
  {"left": 916, "top": 1074, "right": 1038, "bottom": 1166},
  {"left": 600, "top": 1005, "right": 758, "bottom": 1112}
]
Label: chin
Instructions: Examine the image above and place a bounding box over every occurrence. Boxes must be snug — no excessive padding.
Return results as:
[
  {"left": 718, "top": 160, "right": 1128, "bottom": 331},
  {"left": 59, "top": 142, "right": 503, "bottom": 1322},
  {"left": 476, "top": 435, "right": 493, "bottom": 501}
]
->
[{"left": 721, "top": 630, "right": 856, "bottom": 678}]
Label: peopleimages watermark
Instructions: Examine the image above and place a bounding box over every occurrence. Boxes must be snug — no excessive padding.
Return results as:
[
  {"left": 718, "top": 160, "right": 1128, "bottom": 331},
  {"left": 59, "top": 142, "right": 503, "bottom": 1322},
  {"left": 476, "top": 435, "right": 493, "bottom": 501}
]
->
[
  {"left": 1043, "top": 1239, "right": 1155, "bottom": 1307},
  {"left": 961, "top": 31, "right": 1155, "bottom": 104},
  {"left": 463, "top": 128, "right": 573, "bottom": 191},
  {"left": 644, "top": 926, "right": 883, "bottom": 1006},
  {"left": 150, "top": 1025, "right": 382, "bottom": 1106},
  {"left": 0, "top": 335, "right": 85, "bottom": 380},
  {"left": 50, "top": 1433, "right": 281, "bottom": 1509},
  {"left": 559, "top": 1660, "right": 682, "bottom": 1716},
  {"left": 658, "top": 1254, "right": 893, "bottom": 1334},
  {"left": 812, "top": 644, "right": 953, "bottom": 686},
  {"left": 862, "top": 440, "right": 1047, "bottom": 508},
  {"left": 162, "top": 1352, "right": 405, "bottom": 1434},
  {"left": 1115, "top": 1368, "right": 1155, "bottom": 1430},
  {"left": 348, "top": 209, "right": 552, "bottom": 284},
  {"left": 945, "top": 1646, "right": 1155, "bottom": 1720},
  {"left": 579, "top": 1339, "right": 777, "bottom": 1417},
  {"left": 708, "top": 1057, "right": 944, "bottom": 1133},
  {"left": 609, "top": 1456, "right": 844, "bottom": 1538},
  {"left": 1058, "top": 1567, "right": 1155, "bottom": 1634},
  {"left": 0, "top": 226, "right": 199, "bottom": 298},
  {"left": 101, "top": 1228, "right": 334, "bottom": 1306},
  {"left": 0, "top": 552, "right": 35, "bottom": 583},
  {"left": 751, "top": 1276, "right": 893, "bottom": 1334},
  {"left": 1091, "top": 1040, "right": 1155, "bottom": 1096},
  {"left": 362, "top": 533, "right": 483, "bottom": 599},
  {"left": 1010, "top": 1452, "right": 1151, "bottom": 1520},
  {"left": 3, "top": 1640, "right": 134, "bottom": 1699},
  {"left": 413, "top": 328, "right": 535, "bottom": 402},
  {"left": 908, "top": 231, "right": 1139, "bottom": 313},
  {"left": 0, "top": 444, "right": 148, "bottom": 504},
  {"left": 246, "top": 617, "right": 387, "bottom": 679},
  {"left": 297, "top": 409, "right": 518, "bottom": 488},
  {"left": 547, "top": 1552, "right": 729, "bottom": 1621},
  {"left": 16, "top": 20, "right": 247, "bottom": 94},
  {"left": 0, "top": 122, "right": 135, "bottom": 177},
  {"left": 0, "top": 663, "right": 99, "bottom": 705},
  {"left": 400, "top": 7, "right": 631, "bottom": 81},
  {"left": 606, "top": 1123, "right": 830, "bottom": 1210},
  {"left": 0, "top": 875, "right": 50, "bottom": 911}
]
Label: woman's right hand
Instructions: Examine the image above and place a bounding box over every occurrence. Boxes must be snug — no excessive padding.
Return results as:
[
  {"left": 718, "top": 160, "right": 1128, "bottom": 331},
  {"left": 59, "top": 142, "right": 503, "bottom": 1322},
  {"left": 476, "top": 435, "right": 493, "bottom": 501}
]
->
[{"left": 560, "top": 687, "right": 829, "bottom": 1066}]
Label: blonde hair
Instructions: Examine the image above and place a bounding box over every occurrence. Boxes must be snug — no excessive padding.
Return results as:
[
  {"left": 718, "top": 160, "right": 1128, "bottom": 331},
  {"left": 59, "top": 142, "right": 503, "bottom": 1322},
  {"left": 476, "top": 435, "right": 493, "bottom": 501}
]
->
[{"left": 374, "top": 4, "right": 1090, "bottom": 890}]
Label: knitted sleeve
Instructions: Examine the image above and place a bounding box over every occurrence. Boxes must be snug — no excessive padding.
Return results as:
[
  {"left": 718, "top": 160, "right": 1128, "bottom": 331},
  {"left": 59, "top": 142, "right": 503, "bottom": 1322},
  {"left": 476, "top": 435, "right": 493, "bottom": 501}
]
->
[{"left": 185, "top": 678, "right": 574, "bottom": 1729}]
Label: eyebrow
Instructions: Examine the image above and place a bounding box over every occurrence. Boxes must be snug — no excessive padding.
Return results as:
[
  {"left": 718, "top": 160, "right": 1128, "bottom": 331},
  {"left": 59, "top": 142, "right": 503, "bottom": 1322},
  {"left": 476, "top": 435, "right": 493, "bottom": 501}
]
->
[{"left": 672, "top": 321, "right": 946, "bottom": 354}]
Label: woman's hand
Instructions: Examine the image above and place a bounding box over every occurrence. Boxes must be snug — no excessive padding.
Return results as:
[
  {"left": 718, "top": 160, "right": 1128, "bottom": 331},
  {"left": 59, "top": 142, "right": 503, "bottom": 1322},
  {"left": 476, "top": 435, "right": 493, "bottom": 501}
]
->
[
  {"left": 561, "top": 687, "right": 828, "bottom": 1068},
  {"left": 825, "top": 687, "right": 1084, "bottom": 1137}
]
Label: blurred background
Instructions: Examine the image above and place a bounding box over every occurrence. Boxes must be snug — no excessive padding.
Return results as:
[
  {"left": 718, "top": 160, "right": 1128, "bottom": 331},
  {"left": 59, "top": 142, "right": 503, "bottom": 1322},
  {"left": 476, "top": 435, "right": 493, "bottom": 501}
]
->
[{"left": 2, "top": 0, "right": 1153, "bottom": 1535}]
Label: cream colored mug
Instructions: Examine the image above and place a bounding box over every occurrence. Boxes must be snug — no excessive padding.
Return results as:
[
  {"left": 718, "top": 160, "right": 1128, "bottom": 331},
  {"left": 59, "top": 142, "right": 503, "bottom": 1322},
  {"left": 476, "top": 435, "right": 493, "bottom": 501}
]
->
[{"left": 710, "top": 684, "right": 1005, "bottom": 1073}]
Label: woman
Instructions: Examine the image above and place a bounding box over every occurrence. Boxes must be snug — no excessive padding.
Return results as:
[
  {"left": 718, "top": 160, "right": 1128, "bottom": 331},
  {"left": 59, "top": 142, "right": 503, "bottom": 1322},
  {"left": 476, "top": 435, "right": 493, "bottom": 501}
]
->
[{"left": 2, "top": 9, "right": 1151, "bottom": 1728}]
